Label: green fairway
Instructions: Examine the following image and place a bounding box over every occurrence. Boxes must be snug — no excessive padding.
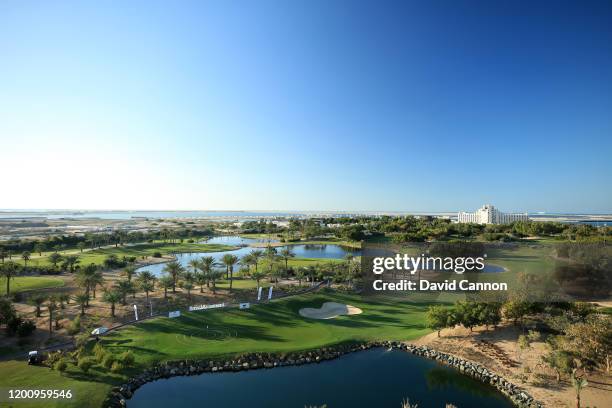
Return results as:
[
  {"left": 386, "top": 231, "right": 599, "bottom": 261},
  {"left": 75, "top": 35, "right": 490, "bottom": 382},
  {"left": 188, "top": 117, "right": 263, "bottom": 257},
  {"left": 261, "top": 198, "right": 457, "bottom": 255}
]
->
[
  {"left": 0, "top": 276, "right": 65, "bottom": 295},
  {"left": 104, "top": 290, "right": 431, "bottom": 363},
  {"left": 0, "top": 290, "right": 431, "bottom": 407}
]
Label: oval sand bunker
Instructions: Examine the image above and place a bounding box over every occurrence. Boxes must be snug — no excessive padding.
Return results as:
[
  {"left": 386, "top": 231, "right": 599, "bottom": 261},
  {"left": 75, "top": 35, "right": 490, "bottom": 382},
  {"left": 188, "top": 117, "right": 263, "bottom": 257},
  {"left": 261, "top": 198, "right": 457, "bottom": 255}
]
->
[{"left": 299, "top": 302, "right": 363, "bottom": 319}]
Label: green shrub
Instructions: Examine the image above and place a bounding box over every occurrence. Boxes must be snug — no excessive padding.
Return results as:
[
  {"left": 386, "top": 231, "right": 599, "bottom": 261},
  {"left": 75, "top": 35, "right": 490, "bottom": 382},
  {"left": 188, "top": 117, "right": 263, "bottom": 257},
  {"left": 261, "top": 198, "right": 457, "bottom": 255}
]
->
[
  {"left": 102, "top": 353, "right": 115, "bottom": 369},
  {"left": 110, "top": 361, "right": 124, "bottom": 373},
  {"left": 119, "top": 350, "right": 135, "bottom": 366},
  {"left": 77, "top": 357, "right": 95, "bottom": 374},
  {"left": 93, "top": 343, "right": 106, "bottom": 363},
  {"left": 54, "top": 359, "right": 68, "bottom": 373},
  {"left": 67, "top": 315, "right": 81, "bottom": 335},
  {"left": 152, "top": 251, "right": 162, "bottom": 258},
  {"left": 16, "top": 320, "right": 36, "bottom": 337}
]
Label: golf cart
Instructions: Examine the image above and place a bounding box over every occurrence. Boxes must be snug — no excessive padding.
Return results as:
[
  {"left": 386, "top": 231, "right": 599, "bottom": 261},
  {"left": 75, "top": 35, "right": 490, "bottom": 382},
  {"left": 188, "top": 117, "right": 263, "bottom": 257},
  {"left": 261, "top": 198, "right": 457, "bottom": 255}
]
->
[{"left": 27, "top": 350, "right": 45, "bottom": 365}]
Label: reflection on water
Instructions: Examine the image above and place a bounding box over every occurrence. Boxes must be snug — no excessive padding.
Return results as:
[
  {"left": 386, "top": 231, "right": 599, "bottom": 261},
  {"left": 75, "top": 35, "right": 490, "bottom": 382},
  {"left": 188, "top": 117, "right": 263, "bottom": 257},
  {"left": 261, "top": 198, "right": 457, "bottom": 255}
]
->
[
  {"left": 137, "top": 237, "right": 361, "bottom": 277},
  {"left": 128, "top": 348, "right": 513, "bottom": 408}
]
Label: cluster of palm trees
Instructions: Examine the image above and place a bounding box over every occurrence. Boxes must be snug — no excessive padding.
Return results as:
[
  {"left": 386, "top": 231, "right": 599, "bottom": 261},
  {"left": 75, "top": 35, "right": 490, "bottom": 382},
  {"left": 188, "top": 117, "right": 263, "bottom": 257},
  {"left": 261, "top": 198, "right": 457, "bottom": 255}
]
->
[{"left": 27, "top": 292, "right": 71, "bottom": 336}]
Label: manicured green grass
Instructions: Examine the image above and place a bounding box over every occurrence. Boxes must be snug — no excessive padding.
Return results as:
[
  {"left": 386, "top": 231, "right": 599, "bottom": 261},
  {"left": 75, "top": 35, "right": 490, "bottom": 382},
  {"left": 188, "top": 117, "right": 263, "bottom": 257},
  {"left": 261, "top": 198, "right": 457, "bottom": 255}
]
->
[
  {"left": 0, "top": 290, "right": 431, "bottom": 407},
  {"left": 20, "top": 243, "right": 237, "bottom": 268},
  {"left": 0, "top": 276, "right": 65, "bottom": 295}
]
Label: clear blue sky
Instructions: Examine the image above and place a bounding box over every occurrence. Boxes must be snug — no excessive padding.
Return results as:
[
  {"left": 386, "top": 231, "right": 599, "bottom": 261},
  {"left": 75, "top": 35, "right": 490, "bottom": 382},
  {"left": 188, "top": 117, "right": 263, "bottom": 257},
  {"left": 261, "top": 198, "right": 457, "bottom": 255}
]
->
[{"left": 1, "top": 0, "right": 611, "bottom": 213}]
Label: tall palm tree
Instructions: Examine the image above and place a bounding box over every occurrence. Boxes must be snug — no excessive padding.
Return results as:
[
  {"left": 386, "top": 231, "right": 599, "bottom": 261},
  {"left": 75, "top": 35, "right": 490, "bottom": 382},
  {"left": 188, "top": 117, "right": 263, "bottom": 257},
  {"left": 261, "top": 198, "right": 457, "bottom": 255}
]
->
[
  {"left": 188, "top": 259, "right": 200, "bottom": 274},
  {"left": 30, "top": 294, "right": 46, "bottom": 317},
  {"left": 195, "top": 271, "right": 207, "bottom": 293},
  {"left": 571, "top": 371, "right": 588, "bottom": 408},
  {"left": 34, "top": 243, "right": 46, "bottom": 256},
  {"left": 279, "top": 247, "right": 295, "bottom": 271},
  {"left": 295, "top": 268, "right": 306, "bottom": 286},
  {"left": 21, "top": 251, "right": 31, "bottom": 268},
  {"left": 163, "top": 261, "right": 183, "bottom": 293},
  {"left": 77, "top": 242, "right": 86, "bottom": 253},
  {"left": 123, "top": 265, "right": 137, "bottom": 282},
  {"left": 240, "top": 254, "right": 253, "bottom": 275},
  {"left": 75, "top": 293, "right": 89, "bottom": 316},
  {"left": 264, "top": 245, "right": 277, "bottom": 274},
  {"left": 158, "top": 275, "right": 174, "bottom": 299},
  {"left": 47, "top": 296, "right": 58, "bottom": 336},
  {"left": 137, "top": 272, "right": 156, "bottom": 302},
  {"left": 115, "top": 279, "right": 134, "bottom": 305},
  {"left": 199, "top": 256, "right": 216, "bottom": 288},
  {"left": 208, "top": 269, "right": 223, "bottom": 294},
  {"left": 220, "top": 254, "right": 239, "bottom": 292},
  {"left": 249, "top": 250, "right": 263, "bottom": 273},
  {"left": 180, "top": 280, "right": 194, "bottom": 304},
  {"left": 63, "top": 255, "right": 80, "bottom": 273},
  {"left": 103, "top": 290, "right": 122, "bottom": 317},
  {"left": 48, "top": 252, "right": 63, "bottom": 269},
  {"left": 0, "top": 262, "right": 19, "bottom": 295},
  {"left": 251, "top": 270, "right": 267, "bottom": 287}
]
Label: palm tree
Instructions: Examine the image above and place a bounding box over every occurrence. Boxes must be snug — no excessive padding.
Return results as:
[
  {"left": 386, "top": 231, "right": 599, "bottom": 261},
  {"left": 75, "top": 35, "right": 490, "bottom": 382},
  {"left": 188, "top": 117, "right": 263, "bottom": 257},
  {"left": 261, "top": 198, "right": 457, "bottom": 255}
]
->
[
  {"left": 115, "top": 279, "right": 134, "bottom": 305},
  {"left": 77, "top": 242, "right": 86, "bottom": 253},
  {"left": 76, "top": 264, "right": 102, "bottom": 304},
  {"left": 240, "top": 254, "right": 253, "bottom": 275},
  {"left": 123, "top": 265, "right": 137, "bottom": 282},
  {"left": 251, "top": 270, "right": 267, "bottom": 287},
  {"left": 34, "top": 242, "right": 46, "bottom": 256},
  {"left": 21, "top": 251, "right": 31, "bottom": 268},
  {"left": 48, "top": 252, "right": 63, "bottom": 269},
  {"left": 188, "top": 259, "right": 200, "bottom": 274},
  {"left": 75, "top": 293, "right": 89, "bottom": 316},
  {"left": 158, "top": 275, "right": 174, "bottom": 299},
  {"left": 58, "top": 293, "right": 70, "bottom": 308},
  {"left": 249, "top": 250, "right": 263, "bottom": 273},
  {"left": 195, "top": 271, "right": 207, "bottom": 293},
  {"left": 208, "top": 269, "right": 223, "bottom": 294},
  {"left": 199, "top": 256, "right": 216, "bottom": 288},
  {"left": 163, "top": 261, "right": 184, "bottom": 293},
  {"left": 279, "top": 247, "right": 295, "bottom": 271},
  {"left": 0, "top": 249, "right": 6, "bottom": 263},
  {"left": 63, "top": 255, "right": 80, "bottom": 273},
  {"left": 180, "top": 280, "right": 194, "bottom": 304},
  {"left": 31, "top": 294, "right": 46, "bottom": 317},
  {"left": 47, "top": 296, "right": 58, "bottom": 336},
  {"left": 0, "top": 262, "right": 20, "bottom": 295},
  {"left": 103, "top": 290, "right": 122, "bottom": 317},
  {"left": 265, "top": 246, "right": 277, "bottom": 275},
  {"left": 137, "top": 271, "right": 156, "bottom": 302},
  {"left": 220, "top": 254, "right": 239, "bottom": 292},
  {"left": 295, "top": 268, "right": 306, "bottom": 286},
  {"left": 571, "top": 370, "right": 588, "bottom": 408}
]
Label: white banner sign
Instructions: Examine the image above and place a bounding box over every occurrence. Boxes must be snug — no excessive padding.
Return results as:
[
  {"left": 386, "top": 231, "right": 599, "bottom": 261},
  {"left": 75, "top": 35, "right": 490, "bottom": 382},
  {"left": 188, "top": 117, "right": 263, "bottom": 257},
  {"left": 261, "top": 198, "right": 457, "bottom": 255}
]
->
[
  {"left": 168, "top": 310, "right": 181, "bottom": 318},
  {"left": 257, "top": 286, "right": 262, "bottom": 301},
  {"left": 189, "top": 302, "right": 225, "bottom": 312},
  {"left": 239, "top": 302, "right": 250, "bottom": 309},
  {"left": 268, "top": 286, "right": 273, "bottom": 300}
]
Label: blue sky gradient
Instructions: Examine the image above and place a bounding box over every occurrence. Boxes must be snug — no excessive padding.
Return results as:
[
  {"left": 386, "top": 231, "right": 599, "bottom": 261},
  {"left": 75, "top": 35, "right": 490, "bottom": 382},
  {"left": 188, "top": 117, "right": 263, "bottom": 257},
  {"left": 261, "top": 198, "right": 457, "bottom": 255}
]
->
[{"left": 1, "top": 1, "right": 611, "bottom": 212}]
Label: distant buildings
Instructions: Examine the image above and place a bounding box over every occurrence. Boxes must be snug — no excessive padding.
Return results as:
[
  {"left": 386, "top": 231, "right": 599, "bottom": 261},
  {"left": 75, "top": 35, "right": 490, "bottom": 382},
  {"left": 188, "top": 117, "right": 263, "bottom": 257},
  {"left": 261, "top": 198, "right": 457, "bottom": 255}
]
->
[{"left": 457, "top": 204, "right": 528, "bottom": 225}]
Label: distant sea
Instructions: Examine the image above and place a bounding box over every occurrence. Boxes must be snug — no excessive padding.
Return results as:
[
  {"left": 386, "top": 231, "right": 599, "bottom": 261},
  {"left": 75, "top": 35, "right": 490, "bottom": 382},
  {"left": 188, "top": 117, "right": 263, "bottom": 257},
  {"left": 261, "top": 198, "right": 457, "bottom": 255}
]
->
[
  {"left": 0, "top": 210, "right": 308, "bottom": 220},
  {"left": 0, "top": 210, "right": 609, "bottom": 225}
]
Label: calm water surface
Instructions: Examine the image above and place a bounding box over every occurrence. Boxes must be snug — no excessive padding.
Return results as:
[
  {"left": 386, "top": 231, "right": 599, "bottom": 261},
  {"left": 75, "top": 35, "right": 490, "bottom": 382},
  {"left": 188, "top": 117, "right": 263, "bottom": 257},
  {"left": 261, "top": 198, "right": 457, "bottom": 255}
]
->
[
  {"left": 128, "top": 348, "right": 513, "bottom": 408},
  {"left": 137, "top": 237, "right": 360, "bottom": 277}
]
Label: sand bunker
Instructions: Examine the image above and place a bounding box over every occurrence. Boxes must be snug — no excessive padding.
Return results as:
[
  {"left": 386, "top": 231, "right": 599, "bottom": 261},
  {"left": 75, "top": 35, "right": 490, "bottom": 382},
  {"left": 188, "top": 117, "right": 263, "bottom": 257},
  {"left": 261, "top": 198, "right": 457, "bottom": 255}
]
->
[{"left": 299, "top": 302, "right": 363, "bottom": 319}]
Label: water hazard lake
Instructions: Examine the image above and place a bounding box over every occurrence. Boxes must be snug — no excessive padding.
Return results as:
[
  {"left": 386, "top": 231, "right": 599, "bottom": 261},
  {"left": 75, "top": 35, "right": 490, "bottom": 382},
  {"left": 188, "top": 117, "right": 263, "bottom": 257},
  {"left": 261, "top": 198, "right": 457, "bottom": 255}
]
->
[
  {"left": 127, "top": 348, "right": 513, "bottom": 408},
  {"left": 137, "top": 237, "right": 361, "bottom": 277}
]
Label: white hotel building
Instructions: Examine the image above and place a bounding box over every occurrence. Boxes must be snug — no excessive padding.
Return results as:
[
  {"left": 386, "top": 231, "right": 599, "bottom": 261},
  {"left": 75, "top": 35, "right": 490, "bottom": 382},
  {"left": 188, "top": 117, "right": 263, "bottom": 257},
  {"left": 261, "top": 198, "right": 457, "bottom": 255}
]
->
[{"left": 457, "top": 204, "right": 528, "bottom": 225}]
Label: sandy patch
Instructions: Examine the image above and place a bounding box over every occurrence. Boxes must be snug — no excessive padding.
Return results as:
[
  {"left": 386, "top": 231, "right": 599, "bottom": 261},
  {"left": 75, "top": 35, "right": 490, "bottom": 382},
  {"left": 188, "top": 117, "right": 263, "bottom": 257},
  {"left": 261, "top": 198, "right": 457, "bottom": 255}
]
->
[
  {"left": 413, "top": 324, "right": 612, "bottom": 408},
  {"left": 299, "top": 302, "right": 362, "bottom": 319}
]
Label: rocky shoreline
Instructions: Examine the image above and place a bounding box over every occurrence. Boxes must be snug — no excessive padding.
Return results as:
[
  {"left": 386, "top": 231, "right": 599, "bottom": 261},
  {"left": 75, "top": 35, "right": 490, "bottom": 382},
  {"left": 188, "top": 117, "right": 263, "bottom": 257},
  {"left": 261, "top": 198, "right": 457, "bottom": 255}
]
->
[{"left": 105, "top": 341, "right": 543, "bottom": 408}]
